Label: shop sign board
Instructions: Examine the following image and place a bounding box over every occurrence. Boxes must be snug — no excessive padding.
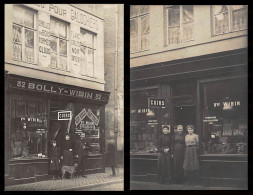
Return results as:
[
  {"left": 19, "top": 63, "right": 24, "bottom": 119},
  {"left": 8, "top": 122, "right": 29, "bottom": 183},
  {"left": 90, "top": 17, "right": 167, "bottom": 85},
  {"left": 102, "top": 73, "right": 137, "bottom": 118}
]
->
[
  {"left": 203, "top": 116, "right": 218, "bottom": 122},
  {"left": 148, "top": 98, "right": 165, "bottom": 108},
  {"left": 87, "top": 109, "right": 99, "bottom": 126},
  {"left": 9, "top": 77, "right": 110, "bottom": 103},
  {"left": 58, "top": 111, "right": 72, "bottom": 120},
  {"left": 75, "top": 108, "right": 87, "bottom": 126}
]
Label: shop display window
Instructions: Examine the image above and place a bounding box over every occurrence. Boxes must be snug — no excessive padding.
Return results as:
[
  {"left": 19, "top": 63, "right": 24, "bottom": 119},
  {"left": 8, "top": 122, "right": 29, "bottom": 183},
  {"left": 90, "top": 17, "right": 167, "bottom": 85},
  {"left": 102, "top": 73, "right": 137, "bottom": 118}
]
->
[
  {"left": 130, "top": 88, "right": 159, "bottom": 153},
  {"left": 200, "top": 78, "right": 247, "bottom": 154},
  {"left": 10, "top": 96, "right": 48, "bottom": 159}
]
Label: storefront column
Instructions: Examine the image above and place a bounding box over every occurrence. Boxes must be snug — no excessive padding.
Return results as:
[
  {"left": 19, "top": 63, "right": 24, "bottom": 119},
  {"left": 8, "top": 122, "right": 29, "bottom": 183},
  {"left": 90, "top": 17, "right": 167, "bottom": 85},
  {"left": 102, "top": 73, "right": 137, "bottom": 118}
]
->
[{"left": 100, "top": 105, "right": 106, "bottom": 172}]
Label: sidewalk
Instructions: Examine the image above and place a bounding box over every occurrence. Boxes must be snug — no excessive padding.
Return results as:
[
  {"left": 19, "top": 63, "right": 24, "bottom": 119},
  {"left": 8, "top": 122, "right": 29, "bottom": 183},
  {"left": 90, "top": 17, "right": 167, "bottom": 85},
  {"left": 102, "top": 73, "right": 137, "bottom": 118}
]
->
[{"left": 5, "top": 167, "right": 124, "bottom": 191}]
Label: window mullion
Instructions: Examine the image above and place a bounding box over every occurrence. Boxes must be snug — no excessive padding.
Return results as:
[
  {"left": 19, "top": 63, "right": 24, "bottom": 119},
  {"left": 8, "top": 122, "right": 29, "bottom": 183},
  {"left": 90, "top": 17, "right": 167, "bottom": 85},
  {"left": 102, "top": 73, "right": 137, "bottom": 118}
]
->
[{"left": 180, "top": 6, "right": 183, "bottom": 43}]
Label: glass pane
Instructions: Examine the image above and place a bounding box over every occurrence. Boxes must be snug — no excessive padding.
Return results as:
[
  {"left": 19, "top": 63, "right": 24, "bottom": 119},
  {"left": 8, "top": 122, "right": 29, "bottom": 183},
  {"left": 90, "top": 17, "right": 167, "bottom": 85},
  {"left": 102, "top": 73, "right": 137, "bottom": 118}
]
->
[
  {"left": 168, "top": 26, "right": 180, "bottom": 44},
  {"left": 50, "top": 36, "right": 57, "bottom": 53},
  {"left": 50, "top": 52, "right": 57, "bottom": 68},
  {"left": 24, "top": 46, "right": 34, "bottom": 63},
  {"left": 232, "top": 6, "right": 247, "bottom": 31},
  {"left": 87, "top": 49, "right": 94, "bottom": 77},
  {"left": 214, "top": 5, "right": 228, "bottom": 15},
  {"left": 13, "top": 43, "right": 22, "bottom": 61},
  {"left": 183, "top": 21, "right": 193, "bottom": 41},
  {"left": 141, "top": 15, "right": 150, "bottom": 34},
  {"left": 80, "top": 46, "right": 87, "bottom": 75},
  {"left": 168, "top": 6, "right": 180, "bottom": 26},
  {"left": 15, "top": 99, "right": 26, "bottom": 118},
  {"left": 81, "top": 29, "right": 94, "bottom": 48},
  {"left": 59, "top": 22, "right": 67, "bottom": 38},
  {"left": 130, "top": 5, "right": 139, "bottom": 17},
  {"left": 130, "top": 19, "right": 138, "bottom": 36},
  {"left": 59, "top": 55, "right": 67, "bottom": 70},
  {"left": 130, "top": 36, "right": 138, "bottom": 53},
  {"left": 140, "top": 5, "right": 149, "bottom": 15},
  {"left": 141, "top": 33, "right": 149, "bottom": 50},
  {"left": 24, "top": 10, "right": 34, "bottom": 28},
  {"left": 13, "top": 5, "right": 23, "bottom": 25},
  {"left": 28, "top": 101, "right": 38, "bottom": 118},
  {"left": 215, "top": 13, "right": 229, "bottom": 34},
  {"left": 183, "top": 5, "right": 193, "bottom": 23},
  {"left": 50, "top": 19, "right": 58, "bottom": 36},
  {"left": 13, "top": 25, "right": 22, "bottom": 43},
  {"left": 59, "top": 39, "right": 67, "bottom": 55},
  {"left": 25, "top": 29, "right": 34, "bottom": 47}
]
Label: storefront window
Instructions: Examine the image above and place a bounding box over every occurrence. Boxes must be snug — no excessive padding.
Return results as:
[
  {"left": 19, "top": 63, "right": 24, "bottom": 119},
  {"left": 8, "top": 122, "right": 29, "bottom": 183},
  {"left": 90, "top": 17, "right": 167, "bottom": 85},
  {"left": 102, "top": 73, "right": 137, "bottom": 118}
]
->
[
  {"left": 80, "top": 28, "right": 96, "bottom": 77},
  {"left": 50, "top": 17, "right": 68, "bottom": 71},
  {"left": 200, "top": 78, "right": 247, "bottom": 154},
  {"left": 13, "top": 5, "right": 36, "bottom": 63},
  {"left": 10, "top": 95, "right": 48, "bottom": 159},
  {"left": 130, "top": 88, "right": 159, "bottom": 153}
]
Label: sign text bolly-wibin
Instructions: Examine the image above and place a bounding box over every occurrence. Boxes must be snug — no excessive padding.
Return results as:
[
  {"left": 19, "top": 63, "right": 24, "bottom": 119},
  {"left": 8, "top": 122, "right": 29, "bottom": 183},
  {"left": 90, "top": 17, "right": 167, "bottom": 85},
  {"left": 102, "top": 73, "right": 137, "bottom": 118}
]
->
[{"left": 10, "top": 78, "right": 107, "bottom": 102}]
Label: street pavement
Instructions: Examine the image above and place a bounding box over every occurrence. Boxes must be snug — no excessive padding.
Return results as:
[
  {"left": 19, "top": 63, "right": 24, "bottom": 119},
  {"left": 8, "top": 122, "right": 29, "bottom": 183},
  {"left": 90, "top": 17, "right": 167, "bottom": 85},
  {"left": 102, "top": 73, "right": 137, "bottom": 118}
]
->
[
  {"left": 130, "top": 181, "right": 246, "bottom": 190},
  {"left": 5, "top": 167, "right": 124, "bottom": 191}
]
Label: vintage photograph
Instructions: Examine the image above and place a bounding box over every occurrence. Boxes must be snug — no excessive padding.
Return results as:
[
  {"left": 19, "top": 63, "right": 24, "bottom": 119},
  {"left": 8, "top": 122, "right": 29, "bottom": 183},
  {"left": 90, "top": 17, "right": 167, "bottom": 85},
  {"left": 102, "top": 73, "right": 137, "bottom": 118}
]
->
[
  {"left": 4, "top": 4, "right": 124, "bottom": 191},
  {"left": 130, "top": 5, "right": 248, "bottom": 190}
]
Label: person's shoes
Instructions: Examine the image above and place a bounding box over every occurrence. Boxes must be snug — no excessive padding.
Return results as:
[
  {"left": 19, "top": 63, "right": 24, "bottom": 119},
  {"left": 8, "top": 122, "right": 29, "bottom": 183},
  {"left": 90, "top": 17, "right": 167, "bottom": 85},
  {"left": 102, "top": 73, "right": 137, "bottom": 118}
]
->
[{"left": 82, "top": 175, "right": 87, "bottom": 178}]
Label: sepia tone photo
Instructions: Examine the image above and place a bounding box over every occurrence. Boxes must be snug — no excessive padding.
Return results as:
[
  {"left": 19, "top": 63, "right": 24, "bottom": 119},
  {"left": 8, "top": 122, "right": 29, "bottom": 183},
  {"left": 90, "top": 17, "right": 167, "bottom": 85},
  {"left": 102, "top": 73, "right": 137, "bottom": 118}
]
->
[
  {"left": 4, "top": 4, "right": 124, "bottom": 191},
  {"left": 130, "top": 5, "right": 248, "bottom": 190}
]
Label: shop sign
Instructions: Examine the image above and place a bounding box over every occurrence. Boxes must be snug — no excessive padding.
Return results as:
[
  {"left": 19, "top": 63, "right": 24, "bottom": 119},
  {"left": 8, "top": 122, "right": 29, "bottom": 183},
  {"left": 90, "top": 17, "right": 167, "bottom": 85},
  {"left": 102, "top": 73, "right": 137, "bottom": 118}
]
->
[
  {"left": 10, "top": 77, "right": 109, "bottom": 103},
  {"left": 75, "top": 108, "right": 87, "bottom": 126},
  {"left": 214, "top": 101, "right": 241, "bottom": 108},
  {"left": 25, "top": 4, "right": 99, "bottom": 32},
  {"left": 148, "top": 98, "right": 165, "bottom": 108},
  {"left": 131, "top": 108, "right": 150, "bottom": 114},
  {"left": 87, "top": 109, "right": 99, "bottom": 126},
  {"left": 203, "top": 116, "right": 218, "bottom": 122},
  {"left": 58, "top": 111, "right": 72, "bottom": 120},
  {"left": 80, "top": 121, "right": 95, "bottom": 130},
  {"left": 38, "top": 11, "right": 50, "bottom": 68},
  {"left": 147, "top": 119, "right": 158, "bottom": 127}
]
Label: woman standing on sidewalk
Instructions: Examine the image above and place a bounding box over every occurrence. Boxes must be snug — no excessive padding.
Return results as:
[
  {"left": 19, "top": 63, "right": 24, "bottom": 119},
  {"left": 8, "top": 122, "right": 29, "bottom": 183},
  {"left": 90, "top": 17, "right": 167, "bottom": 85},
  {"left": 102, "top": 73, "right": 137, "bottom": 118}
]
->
[
  {"left": 157, "top": 125, "right": 172, "bottom": 184},
  {"left": 171, "top": 125, "right": 186, "bottom": 183},
  {"left": 183, "top": 125, "right": 200, "bottom": 185},
  {"left": 49, "top": 140, "right": 61, "bottom": 179},
  {"left": 61, "top": 133, "right": 74, "bottom": 167}
]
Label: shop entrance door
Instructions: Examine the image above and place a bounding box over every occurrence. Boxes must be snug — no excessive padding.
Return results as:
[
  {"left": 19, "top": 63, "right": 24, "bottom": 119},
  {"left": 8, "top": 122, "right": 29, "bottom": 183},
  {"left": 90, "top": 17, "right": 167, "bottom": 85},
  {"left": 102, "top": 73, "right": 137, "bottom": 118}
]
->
[{"left": 174, "top": 106, "right": 196, "bottom": 133}]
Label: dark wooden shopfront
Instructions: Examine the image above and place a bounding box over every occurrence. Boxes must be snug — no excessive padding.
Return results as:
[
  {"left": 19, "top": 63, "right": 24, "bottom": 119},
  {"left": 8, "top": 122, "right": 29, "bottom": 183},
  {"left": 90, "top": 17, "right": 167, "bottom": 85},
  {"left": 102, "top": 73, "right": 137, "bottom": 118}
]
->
[
  {"left": 130, "top": 48, "right": 248, "bottom": 188},
  {"left": 5, "top": 73, "right": 110, "bottom": 186}
]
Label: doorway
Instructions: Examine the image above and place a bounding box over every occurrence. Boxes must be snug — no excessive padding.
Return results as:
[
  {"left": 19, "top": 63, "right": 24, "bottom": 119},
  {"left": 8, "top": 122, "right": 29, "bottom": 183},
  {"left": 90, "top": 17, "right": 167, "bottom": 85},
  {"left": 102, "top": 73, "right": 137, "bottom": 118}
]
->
[{"left": 174, "top": 105, "right": 196, "bottom": 133}]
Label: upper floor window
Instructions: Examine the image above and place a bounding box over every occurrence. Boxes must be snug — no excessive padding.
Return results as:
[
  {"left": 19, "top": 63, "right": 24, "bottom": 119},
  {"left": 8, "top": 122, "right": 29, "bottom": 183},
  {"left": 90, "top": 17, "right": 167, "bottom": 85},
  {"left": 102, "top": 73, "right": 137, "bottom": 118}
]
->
[
  {"left": 50, "top": 17, "right": 69, "bottom": 71},
  {"left": 166, "top": 5, "right": 194, "bottom": 45},
  {"left": 213, "top": 5, "right": 248, "bottom": 35},
  {"left": 13, "top": 5, "right": 36, "bottom": 64},
  {"left": 130, "top": 5, "right": 150, "bottom": 53},
  {"left": 80, "top": 29, "right": 96, "bottom": 77}
]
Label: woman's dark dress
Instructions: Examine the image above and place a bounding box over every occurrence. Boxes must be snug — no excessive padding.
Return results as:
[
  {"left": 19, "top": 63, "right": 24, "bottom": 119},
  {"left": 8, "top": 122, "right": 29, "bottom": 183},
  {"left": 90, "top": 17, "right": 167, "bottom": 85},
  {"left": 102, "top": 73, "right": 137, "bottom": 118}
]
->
[
  {"left": 49, "top": 146, "right": 61, "bottom": 171},
  {"left": 157, "top": 134, "right": 172, "bottom": 181},
  {"left": 171, "top": 133, "right": 185, "bottom": 181},
  {"left": 61, "top": 139, "right": 74, "bottom": 166}
]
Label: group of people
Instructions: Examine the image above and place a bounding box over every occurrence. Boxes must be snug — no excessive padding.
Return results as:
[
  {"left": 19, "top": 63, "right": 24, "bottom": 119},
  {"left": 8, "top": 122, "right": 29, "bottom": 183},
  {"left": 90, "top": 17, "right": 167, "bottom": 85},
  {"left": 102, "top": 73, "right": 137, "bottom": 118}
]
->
[
  {"left": 157, "top": 124, "right": 200, "bottom": 185},
  {"left": 49, "top": 133, "right": 91, "bottom": 179},
  {"left": 49, "top": 133, "right": 117, "bottom": 180}
]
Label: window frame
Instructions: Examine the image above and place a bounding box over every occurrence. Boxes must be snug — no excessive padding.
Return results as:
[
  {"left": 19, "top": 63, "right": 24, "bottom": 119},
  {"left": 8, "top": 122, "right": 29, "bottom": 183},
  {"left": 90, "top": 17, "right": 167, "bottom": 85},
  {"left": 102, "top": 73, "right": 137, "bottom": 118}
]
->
[
  {"left": 80, "top": 28, "right": 96, "bottom": 78},
  {"left": 50, "top": 17, "right": 69, "bottom": 72},
  {"left": 165, "top": 5, "right": 194, "bottom": 45},
  {"left": 130, "top": 5, "right": 150, "bottom": 54},
  {"left": 12, "top": 5, "right": 37, "bottom": 65},
  {"left": 211, "top": 5, "right": 248, "bottom": 36}
]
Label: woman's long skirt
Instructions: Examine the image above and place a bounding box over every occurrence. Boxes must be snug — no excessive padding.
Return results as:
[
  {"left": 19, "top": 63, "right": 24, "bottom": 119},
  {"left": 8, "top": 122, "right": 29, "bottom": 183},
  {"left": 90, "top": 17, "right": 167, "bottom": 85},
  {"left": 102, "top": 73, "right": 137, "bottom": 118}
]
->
[
  {"left": 62, "top": 150, "right": 74, "bottom": 166},
  {"left": 157, "top": 152, "right": 172, "bottom": 179},
  {"left": 173, "top": 144, "right": 185, "bottom": 181},
  {"left": 183, "top": 146, "right": 199, "bottom": 171},
  {"left": 49, "top": 156, "right": 60, "bottom": 171}
]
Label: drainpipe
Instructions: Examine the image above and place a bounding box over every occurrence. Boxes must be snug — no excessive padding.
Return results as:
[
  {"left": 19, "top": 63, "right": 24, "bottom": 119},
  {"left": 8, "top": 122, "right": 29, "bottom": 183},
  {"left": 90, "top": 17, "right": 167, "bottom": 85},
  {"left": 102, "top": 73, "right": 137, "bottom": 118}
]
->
[{"left": 114, "top": 4, "right": 119, "bottom": 165}]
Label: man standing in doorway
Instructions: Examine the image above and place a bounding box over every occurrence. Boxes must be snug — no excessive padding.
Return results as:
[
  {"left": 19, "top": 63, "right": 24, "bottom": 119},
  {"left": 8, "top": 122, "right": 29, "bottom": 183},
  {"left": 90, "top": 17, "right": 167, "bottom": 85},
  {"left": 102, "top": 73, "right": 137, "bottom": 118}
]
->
[{"left": 75, "top": 135, "right": 91, "bottom": 178}]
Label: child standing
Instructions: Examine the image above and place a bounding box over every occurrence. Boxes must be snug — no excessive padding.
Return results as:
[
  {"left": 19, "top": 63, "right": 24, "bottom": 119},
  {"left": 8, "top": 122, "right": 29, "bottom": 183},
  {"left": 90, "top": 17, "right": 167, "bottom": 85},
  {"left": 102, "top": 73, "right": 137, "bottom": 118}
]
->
[{"left": 49, "top": 140, "right": 61, "bottom": 180}]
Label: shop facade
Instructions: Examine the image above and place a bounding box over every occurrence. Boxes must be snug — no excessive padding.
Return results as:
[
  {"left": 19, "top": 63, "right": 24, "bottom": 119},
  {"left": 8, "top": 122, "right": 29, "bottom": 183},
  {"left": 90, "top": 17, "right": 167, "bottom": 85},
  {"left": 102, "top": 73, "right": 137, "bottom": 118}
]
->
[
  {"left": 5, "top": 4, "right": 110, "bottom": 186},
  {"left": 130, "top": 48, "right": 248, "bottom": 187}
]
